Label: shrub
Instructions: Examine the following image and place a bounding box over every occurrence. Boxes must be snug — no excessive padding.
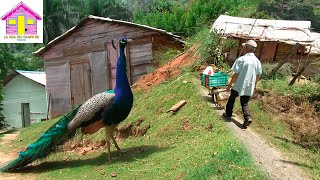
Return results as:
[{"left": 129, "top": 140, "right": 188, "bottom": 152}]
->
[
  {"left": 260, "top": 63, "right": 292, "bottom": 80},
  {"left": 311, "top": 73, "right": 320, "bottom": 84},
  {"left": 0, "top": 84, "right": 8, "bottom": 129}
]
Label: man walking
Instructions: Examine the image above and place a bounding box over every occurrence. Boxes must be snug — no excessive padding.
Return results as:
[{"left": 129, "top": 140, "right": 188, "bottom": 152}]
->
[{"left": 223, "top": 40, "right": 262, "bottom": 128}]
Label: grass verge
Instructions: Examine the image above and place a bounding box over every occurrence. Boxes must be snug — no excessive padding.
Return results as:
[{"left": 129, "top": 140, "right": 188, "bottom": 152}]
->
[
  {"left": 1, "top": 73, "right": 266, "bottom": 179},
  {"left": 234, "top": 79, "right": 320, "bottom": 179}
]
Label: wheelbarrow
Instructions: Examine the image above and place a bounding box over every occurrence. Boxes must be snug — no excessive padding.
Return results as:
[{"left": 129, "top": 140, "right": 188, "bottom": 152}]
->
[{"left": 201, "top": 72, "right": 230, "bottom": 107}]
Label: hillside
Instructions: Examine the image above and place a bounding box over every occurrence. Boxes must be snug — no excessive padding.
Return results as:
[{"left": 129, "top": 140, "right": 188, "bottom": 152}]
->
[{"left": 0, "top": 72, "right": 267, "bottom": 179}]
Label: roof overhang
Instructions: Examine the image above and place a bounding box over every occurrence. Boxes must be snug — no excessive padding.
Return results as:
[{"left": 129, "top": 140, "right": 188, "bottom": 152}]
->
[{"left": 34, "top": 15, "right": 183, "bottom": 57}]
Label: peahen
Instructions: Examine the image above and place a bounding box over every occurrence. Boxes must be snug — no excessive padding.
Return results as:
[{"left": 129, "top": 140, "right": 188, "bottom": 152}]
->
[{"left": 1, "top": 37, "right": 133, "bottom": 172}]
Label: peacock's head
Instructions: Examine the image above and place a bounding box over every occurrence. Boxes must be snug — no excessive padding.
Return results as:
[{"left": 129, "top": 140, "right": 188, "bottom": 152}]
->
[{"left": 119, "top": 37, "right": 132, "bottom": 48}]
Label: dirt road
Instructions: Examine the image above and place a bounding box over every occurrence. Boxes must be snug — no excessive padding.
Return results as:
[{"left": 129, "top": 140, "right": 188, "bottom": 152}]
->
[
  {"left": 200, "top": 86, "right": 311, "bottom": 180},
  {"left": 0, "top": 130, "right": 34, "bottom": 180}
]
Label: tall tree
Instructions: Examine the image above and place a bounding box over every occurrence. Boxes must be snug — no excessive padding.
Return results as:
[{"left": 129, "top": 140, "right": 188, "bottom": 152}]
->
[
  {"left": 258, "top": 0, "right": 320, "bottom": 32},
  {"left": 80, "top": 0, "right": 131, "bottom": 20},
  {"left": 43, "top": 0, "right": 80, "bottom": 44}
]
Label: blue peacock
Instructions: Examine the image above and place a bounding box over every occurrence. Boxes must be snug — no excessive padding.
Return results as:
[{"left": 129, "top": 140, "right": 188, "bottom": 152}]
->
[{"left": 0, "top": 37, "right": 133, "bottom": 172}]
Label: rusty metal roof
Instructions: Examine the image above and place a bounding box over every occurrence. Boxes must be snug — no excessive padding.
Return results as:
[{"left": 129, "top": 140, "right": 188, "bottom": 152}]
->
[
  {"left": 34, "top": 15, "right": 182, "bottom": 56},
  {"left": 212, "top": 15, "right": 320, "bottom": 54}
]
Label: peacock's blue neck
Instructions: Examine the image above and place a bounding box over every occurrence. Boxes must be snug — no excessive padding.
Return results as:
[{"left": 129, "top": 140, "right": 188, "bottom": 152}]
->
[{"left": 114, "top": 46, "right": 133, "bottom": 100}]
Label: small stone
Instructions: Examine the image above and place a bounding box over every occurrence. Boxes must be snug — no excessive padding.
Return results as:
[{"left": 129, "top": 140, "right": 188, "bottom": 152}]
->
[{"left": 110, "top": 172, "right": 117, "bottom": 177}]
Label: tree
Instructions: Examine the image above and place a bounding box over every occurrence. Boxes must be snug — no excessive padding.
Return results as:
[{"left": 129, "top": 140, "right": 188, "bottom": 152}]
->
[
  {"left": 0, "top": 84, "right": 8, "bottom": 129},
  {"left": 80, "top": 0, "right": 131, "bottom": 20},
  {"left": 43, "top": 0, "right": 80, "bottom": 44},
  {"left": 257, "top": 0, "right": 320, "bottom": 32}
]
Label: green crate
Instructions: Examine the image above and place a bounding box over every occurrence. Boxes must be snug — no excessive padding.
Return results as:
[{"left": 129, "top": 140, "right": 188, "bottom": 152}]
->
[{"left": 201, "top": 72, "right": 228, "bottom": 87}]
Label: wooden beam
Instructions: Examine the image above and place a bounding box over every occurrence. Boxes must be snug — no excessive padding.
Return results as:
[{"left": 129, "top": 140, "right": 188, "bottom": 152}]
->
[
  {"left": 268, "top": 43, "right": 299, "bottom": 79},
  {"left": 289, "top": 46, "right": 315, "bottom": 86},
  {"left": 166, "top": 100, "right": 187, "bottom": 113}
]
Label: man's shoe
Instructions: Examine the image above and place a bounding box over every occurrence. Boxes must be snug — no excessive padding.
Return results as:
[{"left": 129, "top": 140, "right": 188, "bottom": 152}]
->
[
  {"left": 222, "top": 113, "right": 232, "bottom": 121},
  {"left": 243, "top": 117, "right": 252, "bottom": 128}
]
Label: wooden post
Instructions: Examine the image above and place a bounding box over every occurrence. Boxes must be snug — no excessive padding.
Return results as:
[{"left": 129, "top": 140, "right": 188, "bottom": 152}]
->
[
  {"left": 238, "top": 19, "right": 258, "bottom": 58},
  {"left": 289, "top": 46, "right": 314, "bottom": 86},
  {"left": 267, "top": 43, "right": 299, "bottom": 79},
  {"left": 46, "top": 92, "right": 51, "bottom": 120}
]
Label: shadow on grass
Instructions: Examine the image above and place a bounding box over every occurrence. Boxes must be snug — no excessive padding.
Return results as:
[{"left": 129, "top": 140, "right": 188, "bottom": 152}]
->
[
  {"left": 0, "top": 128, "right": 18, "bottom": 135},
  {"left": 9, "top": 145, "right": 171, "bottom": 174},
  {"left": 278, "top": 160, "right": 314, "bottom": 169},
  {"left": 274, "top": 136, "right": 320, "bottom": 150}
]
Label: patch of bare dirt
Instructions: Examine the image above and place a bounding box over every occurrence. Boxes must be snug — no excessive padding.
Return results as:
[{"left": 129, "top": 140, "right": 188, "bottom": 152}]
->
[
  {"left": 62, "top": 118, "right": 151, "bottom": 155},
  {"left": 0, "top": 130, "right": 34, "bottom": 180},
  {"left": 132, "top": 45, "right": 198, "bottom": 91},
  {"left": 253, "top": 90, "right": 320, "bottom": 148}
]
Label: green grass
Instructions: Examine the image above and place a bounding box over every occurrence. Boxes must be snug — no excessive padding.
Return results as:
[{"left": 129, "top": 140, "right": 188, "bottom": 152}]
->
[
  {"left": 1, "top": 73, "right": 267, "bottom": 179},
  {"left": 260, "top": 79, "right": 320, "bottom": 102},
  {"left": 234, "top": 81, "right": 320, "bottom": 179}
]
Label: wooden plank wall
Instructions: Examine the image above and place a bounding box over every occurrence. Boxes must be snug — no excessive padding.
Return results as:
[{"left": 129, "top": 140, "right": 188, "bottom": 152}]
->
[
  {"left": 129, "top": 42, "right": 154, "bottom": 83},
  {"left": 43, "top": 20, "right": 160, "bottom": 60},
  {"left": 44, "top": 60, "right": 71, "bottom": 118},
  {"left": 42, "top": 19, "right": 183, "bottom": 117}
]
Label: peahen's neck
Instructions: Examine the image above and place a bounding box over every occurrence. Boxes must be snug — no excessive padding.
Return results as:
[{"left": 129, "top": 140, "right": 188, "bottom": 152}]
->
[{"left": 114, "top": 46, "right": 132, "bottom": 100}]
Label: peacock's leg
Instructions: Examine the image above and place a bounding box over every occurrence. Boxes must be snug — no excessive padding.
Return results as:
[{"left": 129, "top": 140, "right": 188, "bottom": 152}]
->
[
  {"left": 105, "top": 125, "right": 118, "bottom": 161},
  {"left": 111, "top": 136, "right": 121, "bottom": 156},
  {"left": 106, "top": 140, "right": 111, "bottom": 162}
]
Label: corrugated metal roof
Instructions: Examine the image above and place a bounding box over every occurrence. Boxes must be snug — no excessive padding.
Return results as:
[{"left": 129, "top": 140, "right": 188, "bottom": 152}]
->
[
  {"left": 212, "top": 15, "right": 320, "bottom": 54},
  {"left": 3, "top": 70, "right": 46, "bottom": 86},
  {"left": 34, "top": 15, "right": 183, "bottom": 56}
]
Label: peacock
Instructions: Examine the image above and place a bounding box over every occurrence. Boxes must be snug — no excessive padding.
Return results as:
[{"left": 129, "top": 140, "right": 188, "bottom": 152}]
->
[{"left": 0, "top": 37, "right": 133, "bottom": 172}]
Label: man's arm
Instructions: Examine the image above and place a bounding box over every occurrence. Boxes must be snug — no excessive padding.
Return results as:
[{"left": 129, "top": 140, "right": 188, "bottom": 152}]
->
[{"left": 226, "top": 73, "right": 238, "bottom": 91}]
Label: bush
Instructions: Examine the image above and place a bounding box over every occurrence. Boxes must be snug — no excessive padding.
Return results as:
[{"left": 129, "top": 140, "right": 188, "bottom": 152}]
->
[
  {"left": 311, "top": 73, "right": 320, "bottom": 84},
  {"left": 260, "top": 63, "right": 292, "bottom": 80},
  {"left": 0, "top": 84, "right": 8, "bottom": 129},
  {"left": 153, "top": 47, "right": 182, "bottom": 67}
]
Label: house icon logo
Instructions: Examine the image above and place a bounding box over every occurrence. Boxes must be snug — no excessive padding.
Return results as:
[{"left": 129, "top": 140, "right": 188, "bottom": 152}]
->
[{"left": 0, "top": 0, "right": 43, "bottom": 43}]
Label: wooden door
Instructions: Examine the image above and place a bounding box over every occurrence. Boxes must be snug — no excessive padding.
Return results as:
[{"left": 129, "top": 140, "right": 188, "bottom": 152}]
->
[
  {"left": 70, "top": 61, "right": 92, "bottom": 106},
  {"left": 106, "top": 41, "right": 131, "bottom": 89},
  {"left": 21, "top": 103, "right": 30, "bottom": 127}
]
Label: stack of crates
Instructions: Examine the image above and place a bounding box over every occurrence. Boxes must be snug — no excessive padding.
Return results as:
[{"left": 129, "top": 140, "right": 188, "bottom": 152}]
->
[{"left": 201, "top": 71, "right": 228, "bottom": 87}]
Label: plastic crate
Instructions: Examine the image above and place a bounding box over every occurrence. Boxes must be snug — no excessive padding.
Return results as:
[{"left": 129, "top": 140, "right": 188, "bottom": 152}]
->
[{"left": 201, "top": 72, "right": 228, "bottom": 87}]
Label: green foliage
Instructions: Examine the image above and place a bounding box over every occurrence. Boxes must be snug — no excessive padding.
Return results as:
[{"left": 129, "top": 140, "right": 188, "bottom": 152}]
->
[
  {"left": 0, "top": 74, "right": 267, "bottom": 179},
  {"left": 153, "top": 47, "right": 182, "bottom": 67},
  {"left": 0, "top": 84, "right": 8, "bottom": 129},
  {"left": 260, "top": 63, "right": 292, "bottom": 80},
  {"left": 311, "top": 73, "right": 320, "bottom": 84},
  {"left": 260, "top": 79, "right": 320, "bottom": 103},
  {"left": 132, "top": 0, "right": 257, "bottom": 37},
  {"left": 0, "top": 44, "right": 43, "bottom": 80},
  {"left": 257, "top": 0, "right": 320, "bottom": 32},
  {"left": 187, "top": 27, "right": 237, "bottom": 68},
  {"left": 79, "top": 0, "right": 131, "bottom": 20}
]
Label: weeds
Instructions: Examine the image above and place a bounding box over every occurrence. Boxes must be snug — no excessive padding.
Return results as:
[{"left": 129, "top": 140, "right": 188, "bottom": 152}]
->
[{"left": 260, "top": 63, "right": 292, "bottom": 80}]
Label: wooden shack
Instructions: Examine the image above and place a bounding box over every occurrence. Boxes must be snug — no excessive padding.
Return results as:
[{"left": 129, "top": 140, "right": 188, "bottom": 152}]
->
[
  {"left": 34, "top": 15, "right": 183, "bottom": 118},
  {"left": 212, "top": 15, "right": 320, "bottom": 64}
]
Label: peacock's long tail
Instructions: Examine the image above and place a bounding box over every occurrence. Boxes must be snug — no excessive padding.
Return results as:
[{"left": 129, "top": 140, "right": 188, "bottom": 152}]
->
[{"left": 0, "top": 106, "right": 81, "bottom": 172}]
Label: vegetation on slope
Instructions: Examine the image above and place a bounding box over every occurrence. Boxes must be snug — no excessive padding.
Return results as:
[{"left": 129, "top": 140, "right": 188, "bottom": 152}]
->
[{"left": 1, "top": 73, "right": 266, "bottom": 179}]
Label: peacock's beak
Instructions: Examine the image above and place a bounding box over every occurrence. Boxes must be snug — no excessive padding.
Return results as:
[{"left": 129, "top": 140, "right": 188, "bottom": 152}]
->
[{"left": 127, "top": 38, "right": 133, "bottom": 42}]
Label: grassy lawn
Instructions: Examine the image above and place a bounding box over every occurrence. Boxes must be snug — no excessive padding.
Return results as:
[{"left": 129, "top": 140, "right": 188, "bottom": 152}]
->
[
  {"left": 1, "top": 73, "right": 267, "bottom": 179},
  {"left": 234, "top": 79, "right": 320, "bottom": 179}
]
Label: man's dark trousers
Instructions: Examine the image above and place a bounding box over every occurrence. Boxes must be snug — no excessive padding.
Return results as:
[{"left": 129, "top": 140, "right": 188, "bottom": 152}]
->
[{"left": 226, "top": 89, "right": 251, "bottom": 121}]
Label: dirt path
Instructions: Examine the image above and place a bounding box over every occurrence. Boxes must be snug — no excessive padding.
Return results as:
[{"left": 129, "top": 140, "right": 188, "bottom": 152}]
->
[
  {"left": 199, "top": 85, "right": 311, "bottom": 180},
  {"left": 0, "top": 130, "right": 33, "bottom": 180}
]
